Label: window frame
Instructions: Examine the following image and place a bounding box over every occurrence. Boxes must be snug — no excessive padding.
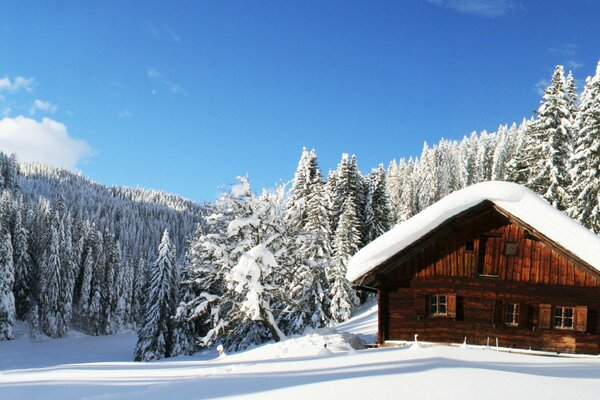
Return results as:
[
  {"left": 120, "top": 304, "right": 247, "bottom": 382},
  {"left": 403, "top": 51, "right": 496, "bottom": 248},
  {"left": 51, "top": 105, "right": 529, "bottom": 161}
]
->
[
  {"left": 465, "top": 240, "right": 475, "bottom": 252},
  {"left": 553, "top": 306, "right": 575, "bottom": 330},
  {"left": 429, "top": 294, "right": 448, "bottom": 317},
  {"left": 504, "top": 303, "right": 519, "bottom": 327}
]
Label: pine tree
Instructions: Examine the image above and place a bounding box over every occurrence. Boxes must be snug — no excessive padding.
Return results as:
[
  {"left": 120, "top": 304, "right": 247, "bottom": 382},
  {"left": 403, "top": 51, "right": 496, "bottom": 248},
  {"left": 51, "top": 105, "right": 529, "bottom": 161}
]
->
[
  {"left": 398, "top": 158, "right": 417, "bottom": 221},
  {"left": 0, "top": 229, "right": 15, "bottom": 340},
  {"left": 328, "top": 199, "right": 360, "bottom": 323},
  {"left": 132, "top": 257, "right": 147, "bottom": 325},
  {"left": 12, "top": 208, "right": 31, "bottom": 319},
  {"left": 134, "top": 229, "right": 178, "bottom": 361},
  {"left": 39, "top": 227, "right": 61, "bottom": 338},
  {"left": 569, "top": 61, "right": 600, "bottom": 231},
  {"left": 528, "top": 65, "right": 572, "bottom": 210},
  {"left": 364, "top": 164, "right": 393, "bottom": 244}
]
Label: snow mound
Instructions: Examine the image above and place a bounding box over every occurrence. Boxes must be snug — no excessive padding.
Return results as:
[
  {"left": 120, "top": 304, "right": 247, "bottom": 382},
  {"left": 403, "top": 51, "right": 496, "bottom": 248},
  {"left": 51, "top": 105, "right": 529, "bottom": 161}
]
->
[
  {"left": 347, "top": 181, "right": 600, "bottom": 282},
  {"left": 336, "top": 297, "right": 378, "bottom": 344}
]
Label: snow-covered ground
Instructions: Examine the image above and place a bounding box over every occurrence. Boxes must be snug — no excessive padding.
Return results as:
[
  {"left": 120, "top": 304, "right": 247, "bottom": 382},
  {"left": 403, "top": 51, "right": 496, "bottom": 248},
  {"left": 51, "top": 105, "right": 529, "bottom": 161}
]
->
[{"left": 2, "top": 299, "right": 600, "bottom": 400}]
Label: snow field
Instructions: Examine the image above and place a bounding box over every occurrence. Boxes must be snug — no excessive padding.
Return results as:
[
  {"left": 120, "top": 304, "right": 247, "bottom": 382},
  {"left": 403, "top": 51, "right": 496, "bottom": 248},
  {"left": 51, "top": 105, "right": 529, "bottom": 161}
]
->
[{"left": 2, "top": 299, "right": 600, "bottom": 400}]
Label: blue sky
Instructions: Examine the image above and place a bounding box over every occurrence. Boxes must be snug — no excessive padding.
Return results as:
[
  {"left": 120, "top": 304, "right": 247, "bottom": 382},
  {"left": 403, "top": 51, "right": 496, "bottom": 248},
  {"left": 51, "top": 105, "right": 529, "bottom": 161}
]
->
[{"left": 0, "top": 0, "right": 598, "bottom": 201}]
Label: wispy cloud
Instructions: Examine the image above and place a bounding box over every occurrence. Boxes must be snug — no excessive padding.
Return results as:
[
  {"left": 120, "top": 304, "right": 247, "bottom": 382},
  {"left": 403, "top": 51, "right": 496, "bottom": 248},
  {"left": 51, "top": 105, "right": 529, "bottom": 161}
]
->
[
  {"left": 548, "top": 43, "right": 577, "bottom": 57},
  {"left": 565, "top": 60, "right": 583, "bottom": 71},
  {"left": 147, "top": 68, "right": 185, "bottom": 95},
  {"left": 428, "top": 0, "right": 518, "bottom": 17},
  {"left": 109, "top": 81, "right": 126, "bottom": 88},
  {"left": 29, "top": 99, "right": 58, "bottom": 115},
  {"left": 0, "top": 116, "right": 93, "bottom": 169},
  {"left": 534, "top": 78, "right": 548, "bottom": 95},
  {"left": 118, "top": 110, "right": 133, "bottom": 118},
  {"left": 144, "top": 21, "right": 181, "bottom": 44},
  {"left": 0, "top": 75, "right": 36, "bottom": 92}
]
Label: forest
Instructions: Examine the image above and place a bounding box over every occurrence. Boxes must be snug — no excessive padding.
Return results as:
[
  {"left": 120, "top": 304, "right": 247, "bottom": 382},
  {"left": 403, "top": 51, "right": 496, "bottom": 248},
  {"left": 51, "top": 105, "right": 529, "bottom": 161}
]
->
[{"left": 0, "top": 61, "right": 599, "bottom": 361}]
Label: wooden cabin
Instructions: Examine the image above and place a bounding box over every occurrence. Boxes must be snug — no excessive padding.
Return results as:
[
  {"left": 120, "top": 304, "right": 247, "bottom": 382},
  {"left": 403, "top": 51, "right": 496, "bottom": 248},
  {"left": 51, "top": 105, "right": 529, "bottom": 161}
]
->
[{"left": 347, "top": 182, "right": 600, "bottom": 354}]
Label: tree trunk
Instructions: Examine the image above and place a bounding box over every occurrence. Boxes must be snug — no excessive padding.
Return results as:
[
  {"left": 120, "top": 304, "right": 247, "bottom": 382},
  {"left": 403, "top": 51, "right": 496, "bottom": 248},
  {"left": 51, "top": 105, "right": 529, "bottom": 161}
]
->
[{"left": 260, "top": 307, "right": 286, "bottom": 342}]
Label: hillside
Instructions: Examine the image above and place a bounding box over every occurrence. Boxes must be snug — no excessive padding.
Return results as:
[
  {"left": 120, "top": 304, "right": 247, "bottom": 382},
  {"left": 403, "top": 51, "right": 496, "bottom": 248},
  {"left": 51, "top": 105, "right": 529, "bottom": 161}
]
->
[{"left": 19, "top": 162, "right": 207, "bottom": 259}]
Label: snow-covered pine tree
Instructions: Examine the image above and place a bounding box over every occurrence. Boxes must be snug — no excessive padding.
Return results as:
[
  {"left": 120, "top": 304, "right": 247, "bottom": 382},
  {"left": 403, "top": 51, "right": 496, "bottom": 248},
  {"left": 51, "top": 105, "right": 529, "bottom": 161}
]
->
[
  {"left": 219, "top": 179, "right": 289, "bottom": 349},
  {"left": 438, "top": 139, "right": 463, "bottom": 196},
  {"left": 58, "top": 215, "right": 76, "bottom": 335},
  {"left": 132, "top": 257, "right": 147, "bottom": 324},
  {"left": 416, "top": 142, "right": 441, "bottom": 210},
  {"left": 102, "top": 229, "right": 119, "bottom": 334},
  {"left": 134, "top": 229, "right": 178, "bottom": 361},
  {"left": 363, "top": 164, "right": 393, "bottom": 244},
  {"left": 528, "top": 65, "right": 572, "bottom": 210},
  {"left": 281, "top": 150, "right": 331, "bottom": 334},
  {"left": 12, "top": 206, "right": 31, "bottom": 319},
  {"left": 398, "top": 157, "right": 417, "bottom": 222},
  {"left": 77, "top": 246, "right": 94, "bottom": 324},
  {"left": 475, "top": 131, "right": 496, "bottom": 182},
  {"left": 569, "top": 61, "right": 600, "bottom": 231},
  {"left": 228, "top": 242, "right": 286, "bottom": 342},
  {"left": 328, "top": 198, "right": 360, "bottom": 323},
  {"left": 505, "top": 118, "right": 536, "bottom": 185},
  {"left": 385, "top": 160, "right": 402, "bottom": 224},
  {"left": 459, "top": 132, "right": 479, "bottom": 186},
  {"left": 176, "top": 192, "right": 238, "bottom": 352},
  {"left": 0, "top": 228, "right": 15, "bottom": 340},
  {"left": 39, "top": 227, "right": 61, "bottom": 338},
  {"left": 565, "top": 70, "right": 578, "bottom": 146}
]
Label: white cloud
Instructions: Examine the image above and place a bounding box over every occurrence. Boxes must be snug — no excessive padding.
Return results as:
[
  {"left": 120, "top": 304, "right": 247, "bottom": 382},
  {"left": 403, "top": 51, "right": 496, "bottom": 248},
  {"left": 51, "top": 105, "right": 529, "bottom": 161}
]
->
[
  {"left": 566, "top": 60, "right": 584, "bottom": 70},
  {"left": 0, "top": 75, "right": 36, "bottom": 92},
  {"left": 144, "top": 21, "right": 181, "bottom": 43},
  {"left": 147, "top": 68, "right": 184, "bottom": 94},
  {"left": 29, "top": 99, "right": 58, "bottom": 115},
  {"left": 534, "top": 78, "right": 549, "bottom": 95},
  {"left": 118, "top": 110, "right": 133, "bottom": 118},
  {"left": 548, "top": 43, "right": 577, "bottom": 57},
  {"left": 428, "top": 0, "right": 518, "bottom": 17},
  {"left": 0, "top": 116, "right": 92, "bottom": 169}
]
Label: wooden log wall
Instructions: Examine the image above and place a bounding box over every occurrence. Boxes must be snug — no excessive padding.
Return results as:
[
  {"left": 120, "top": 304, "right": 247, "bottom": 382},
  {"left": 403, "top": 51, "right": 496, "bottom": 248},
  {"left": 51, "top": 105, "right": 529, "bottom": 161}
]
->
[
  {"left": 387, "top": 206, "right": 600, "bottom": 288},
  {"left": 383, "top": 277, "right": 600, "bottom": 354}
]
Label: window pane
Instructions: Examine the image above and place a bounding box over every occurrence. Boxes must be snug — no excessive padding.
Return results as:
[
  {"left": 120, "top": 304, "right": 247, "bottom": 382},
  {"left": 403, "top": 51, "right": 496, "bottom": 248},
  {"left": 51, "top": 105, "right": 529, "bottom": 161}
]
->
[
  {"left": 564, "top": 308, "right": 573, "bottom": 318},
  {"left": 430, "top": 296, "right": 437, "bottom": 315},
  {"left": 439, "top": 303, "right": 446, "bottom": 314},
  {"left": 564, "top": 308, "right": 574, "bottom": 327},
  {"left": 505, "top": 304, "right": 518, "bottom": 324}
]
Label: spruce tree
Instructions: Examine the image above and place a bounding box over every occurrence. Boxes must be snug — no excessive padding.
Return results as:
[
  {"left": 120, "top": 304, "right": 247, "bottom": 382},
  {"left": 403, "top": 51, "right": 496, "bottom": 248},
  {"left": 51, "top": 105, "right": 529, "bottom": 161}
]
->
[
  {"left": 134, "top": 229, "right": 178, "bottom": 361},
  {"left": 0, "top": 229, "right": 15, "bottom": 340},
  {"left": 528, "top": 65, "right": 572, "bottom": 210},
  {"left": 364, "top": 164, "right": 393, "bottom": 244},
  {"left": 570, "top": 61, "right": 600, "bottom": 231},
  {"left": 12, "top": 208, "right": 31, "bottom": 319},
  {"left": 328, "top": 199, "right": 360, "bottom": 323},
  {"left": 39, "top": 227, "right": 61, "bottom": 338}
]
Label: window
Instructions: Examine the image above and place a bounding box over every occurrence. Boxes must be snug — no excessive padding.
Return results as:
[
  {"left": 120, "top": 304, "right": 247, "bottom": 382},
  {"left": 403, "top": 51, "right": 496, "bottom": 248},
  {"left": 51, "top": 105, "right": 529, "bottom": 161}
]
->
[
  {"left": 505, "top": 242, "right": 517, "bottom": 256},
  {"left": 505, "top": 303, "right": 519, "bottom": 326},
  {"left": 465, "top": 240, "right": 475, "bottom": 252},
  {"left": 553, "top": 306, "right": 574, "bottom": 329},
  {"left": 429, "top": 294, "right": 447, "bottom": 316}
]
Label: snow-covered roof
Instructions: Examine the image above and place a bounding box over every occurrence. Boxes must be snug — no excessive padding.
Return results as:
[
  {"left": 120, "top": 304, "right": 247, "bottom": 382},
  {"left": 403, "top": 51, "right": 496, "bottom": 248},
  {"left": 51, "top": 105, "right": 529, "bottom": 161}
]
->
[{"left": 347, "top": 181, "right": 600, "bottom": 283}]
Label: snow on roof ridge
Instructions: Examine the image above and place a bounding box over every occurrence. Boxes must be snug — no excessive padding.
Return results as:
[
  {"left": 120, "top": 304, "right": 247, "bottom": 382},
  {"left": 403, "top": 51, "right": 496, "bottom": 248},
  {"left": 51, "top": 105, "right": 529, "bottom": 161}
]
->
[{"left": 347, "top": 181, "right": 600, "bottom": 283}]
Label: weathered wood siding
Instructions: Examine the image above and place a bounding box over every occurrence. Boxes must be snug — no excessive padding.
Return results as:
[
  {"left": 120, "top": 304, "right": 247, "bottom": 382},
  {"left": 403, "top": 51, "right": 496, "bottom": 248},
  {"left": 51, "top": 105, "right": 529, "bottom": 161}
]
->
[{"left": 377, "top": 204, "right": 600, "bottom": 354}]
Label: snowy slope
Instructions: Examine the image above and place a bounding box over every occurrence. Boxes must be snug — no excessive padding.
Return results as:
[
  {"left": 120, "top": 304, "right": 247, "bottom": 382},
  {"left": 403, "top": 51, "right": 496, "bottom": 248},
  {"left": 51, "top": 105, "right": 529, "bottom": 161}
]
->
[
  {"left": 348, "top": 181, "right": 600, "bottom": 282},
  {"left": 2, "top": 306, "right": 600, "bottom": 400}
]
